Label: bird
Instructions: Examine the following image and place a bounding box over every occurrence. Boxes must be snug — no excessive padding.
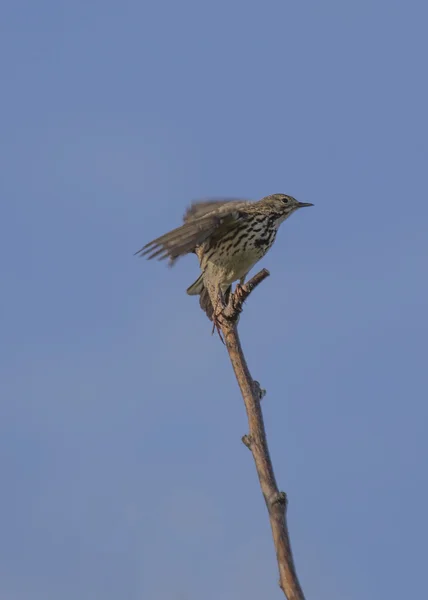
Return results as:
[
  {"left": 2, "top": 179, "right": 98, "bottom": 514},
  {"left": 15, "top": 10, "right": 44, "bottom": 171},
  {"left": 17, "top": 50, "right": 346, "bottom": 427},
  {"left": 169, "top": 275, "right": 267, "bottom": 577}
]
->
[{"left": 135, "top": 193, "right": 313, "bottom": 324}]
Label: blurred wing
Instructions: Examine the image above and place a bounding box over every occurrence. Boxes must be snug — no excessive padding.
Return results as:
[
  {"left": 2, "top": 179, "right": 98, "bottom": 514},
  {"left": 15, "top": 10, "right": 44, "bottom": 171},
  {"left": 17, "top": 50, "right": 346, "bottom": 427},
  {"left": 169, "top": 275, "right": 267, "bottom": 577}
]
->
[
  {"left": 135, "top": 200, "right": 251, "bottom": 263},
  {"left": 183, "top": 198, "right": 251, "bottom": 222}
]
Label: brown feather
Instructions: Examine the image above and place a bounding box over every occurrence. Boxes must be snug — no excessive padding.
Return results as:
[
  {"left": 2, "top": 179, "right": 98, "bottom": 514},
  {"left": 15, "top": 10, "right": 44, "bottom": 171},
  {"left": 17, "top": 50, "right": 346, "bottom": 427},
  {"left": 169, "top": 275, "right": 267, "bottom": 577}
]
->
[
  {"left": 184, "top": 198, "right": 249, "bottom": 223},
  {"left": 135, "top": 201, "right": 250, "bottom": 264}
]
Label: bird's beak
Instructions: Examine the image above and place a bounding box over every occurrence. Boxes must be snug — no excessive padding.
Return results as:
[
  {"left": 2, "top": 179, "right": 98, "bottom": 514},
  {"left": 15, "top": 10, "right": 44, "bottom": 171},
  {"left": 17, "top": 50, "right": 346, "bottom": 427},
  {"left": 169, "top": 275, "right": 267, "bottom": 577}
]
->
[{"left": 297, "top": 202, "right": 314, "bottom": 208}]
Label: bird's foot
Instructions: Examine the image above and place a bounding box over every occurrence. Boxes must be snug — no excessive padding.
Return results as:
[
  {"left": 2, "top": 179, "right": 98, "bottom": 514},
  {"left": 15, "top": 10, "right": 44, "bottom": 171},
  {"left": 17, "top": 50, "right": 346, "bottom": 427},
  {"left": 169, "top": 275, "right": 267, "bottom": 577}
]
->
[
  {"left": 211, "top": 313, "right": 225, "bottom": 344},
  {"left": 234, "top": 283, "right": 247, "bottom": 304},
  {"left": 224, "top": 283, "right": 246, "bottom": 316}
]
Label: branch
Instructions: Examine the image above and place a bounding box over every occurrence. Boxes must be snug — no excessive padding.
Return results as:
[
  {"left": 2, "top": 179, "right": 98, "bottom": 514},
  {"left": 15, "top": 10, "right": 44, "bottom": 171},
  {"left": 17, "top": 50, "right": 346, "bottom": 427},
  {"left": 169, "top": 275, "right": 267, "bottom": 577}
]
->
[{"left": 219, "top": 269, "right": 306, "bottom": 600}]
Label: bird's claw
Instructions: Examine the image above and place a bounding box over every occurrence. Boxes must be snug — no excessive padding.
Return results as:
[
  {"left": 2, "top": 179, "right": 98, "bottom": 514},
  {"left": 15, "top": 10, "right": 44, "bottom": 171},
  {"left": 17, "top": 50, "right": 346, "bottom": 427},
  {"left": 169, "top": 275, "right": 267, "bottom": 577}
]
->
[
  {"left": 234, "top": 283, "right": 246, "bottom": 301},
  {"left": 211, "top": 313, "right": 225, "bottom": 343}
]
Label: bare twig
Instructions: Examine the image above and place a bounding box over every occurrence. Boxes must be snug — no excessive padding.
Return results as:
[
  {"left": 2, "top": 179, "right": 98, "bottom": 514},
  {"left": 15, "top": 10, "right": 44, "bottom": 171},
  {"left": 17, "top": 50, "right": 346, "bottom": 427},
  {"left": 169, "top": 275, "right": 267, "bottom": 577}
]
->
[{"left": 219, "top": 269, "right": 306, "bottom": 600}]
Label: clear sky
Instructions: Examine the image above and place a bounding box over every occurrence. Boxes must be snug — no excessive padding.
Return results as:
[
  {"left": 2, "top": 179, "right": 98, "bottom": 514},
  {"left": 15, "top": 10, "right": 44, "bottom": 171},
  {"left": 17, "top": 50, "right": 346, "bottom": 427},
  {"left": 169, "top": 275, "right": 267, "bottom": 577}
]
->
[{"left": 1, "top": 1, "right": 427, "bottom": 599}]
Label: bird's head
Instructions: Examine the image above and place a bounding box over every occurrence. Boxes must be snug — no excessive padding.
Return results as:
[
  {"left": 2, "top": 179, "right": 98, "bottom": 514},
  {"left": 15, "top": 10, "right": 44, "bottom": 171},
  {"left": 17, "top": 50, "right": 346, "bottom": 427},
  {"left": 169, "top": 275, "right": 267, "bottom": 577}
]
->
[{"left": 261, "top": 194, "right": 314, "bottom": 222}]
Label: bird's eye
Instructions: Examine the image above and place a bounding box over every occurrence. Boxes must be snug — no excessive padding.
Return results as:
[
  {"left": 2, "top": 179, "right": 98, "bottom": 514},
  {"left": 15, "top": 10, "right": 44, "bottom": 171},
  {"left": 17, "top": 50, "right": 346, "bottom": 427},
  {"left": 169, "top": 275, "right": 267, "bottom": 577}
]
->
[{"left": 282, "top": 197, "right": 289, "bottom": 204}]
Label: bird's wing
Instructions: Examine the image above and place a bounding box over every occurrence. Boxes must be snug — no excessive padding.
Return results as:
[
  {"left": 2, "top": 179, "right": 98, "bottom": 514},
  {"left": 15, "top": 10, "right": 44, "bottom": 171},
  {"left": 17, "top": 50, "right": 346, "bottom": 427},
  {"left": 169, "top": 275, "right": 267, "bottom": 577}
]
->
[
  {"left": 135, "top": 199, "right": 251, "bottom": 263},
  {"left": 183, "top": 198, "right": 250, "bottom": 222}
]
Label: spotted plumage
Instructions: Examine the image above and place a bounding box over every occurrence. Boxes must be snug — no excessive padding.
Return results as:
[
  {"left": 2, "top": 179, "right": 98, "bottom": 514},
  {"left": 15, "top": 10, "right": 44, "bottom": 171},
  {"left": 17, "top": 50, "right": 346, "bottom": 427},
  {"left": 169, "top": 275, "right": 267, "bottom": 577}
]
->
[{"left": 136, "top": 193, "right": 313, "bottom": 320}]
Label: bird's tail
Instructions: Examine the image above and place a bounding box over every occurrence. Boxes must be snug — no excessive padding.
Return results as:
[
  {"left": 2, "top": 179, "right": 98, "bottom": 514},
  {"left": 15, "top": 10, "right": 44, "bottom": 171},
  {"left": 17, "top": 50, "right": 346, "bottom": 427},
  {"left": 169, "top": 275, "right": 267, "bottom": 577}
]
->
[
  {"left": 187, "top": 275, "right": 214, "bottom": 321},
  {"left": 199, "top": 287, "right": 214, "bottom": 321},
  {"left": 186, "top": 274, "right": 204, "bottom": 296},
  {"left": 187, "top": 275, "right": 232, "bottom": 322}
]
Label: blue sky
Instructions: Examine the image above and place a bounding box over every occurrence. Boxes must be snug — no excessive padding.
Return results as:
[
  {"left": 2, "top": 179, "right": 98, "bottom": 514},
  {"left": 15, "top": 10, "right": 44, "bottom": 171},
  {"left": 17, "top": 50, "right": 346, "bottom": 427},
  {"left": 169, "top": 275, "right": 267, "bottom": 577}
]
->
[{"left": 1, "top": 1, "right": 427, "bottom": 598}]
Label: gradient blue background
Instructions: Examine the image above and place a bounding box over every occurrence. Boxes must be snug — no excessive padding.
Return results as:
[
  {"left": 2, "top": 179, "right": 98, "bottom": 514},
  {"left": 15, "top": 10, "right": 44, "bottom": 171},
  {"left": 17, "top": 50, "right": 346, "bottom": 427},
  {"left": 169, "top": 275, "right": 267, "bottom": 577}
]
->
[{"left": 1, "top": 1, "right": 427, "bottom": 598}]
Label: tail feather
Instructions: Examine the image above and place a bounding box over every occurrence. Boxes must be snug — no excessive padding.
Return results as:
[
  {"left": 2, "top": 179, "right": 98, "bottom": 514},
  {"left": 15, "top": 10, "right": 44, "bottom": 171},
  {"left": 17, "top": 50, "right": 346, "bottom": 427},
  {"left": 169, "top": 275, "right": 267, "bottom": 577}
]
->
[
  {"left": 199, "top": 287, "right": 214, "bottom": 321},
  {"left": 193, "top": 282, "right": 232, "bottom": 323},
  {"left": 187, "top": 275, "right": 214, "bottom": 321},
  {"left": 186, "top": 274, "right": 204, "bottom": 296}
]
